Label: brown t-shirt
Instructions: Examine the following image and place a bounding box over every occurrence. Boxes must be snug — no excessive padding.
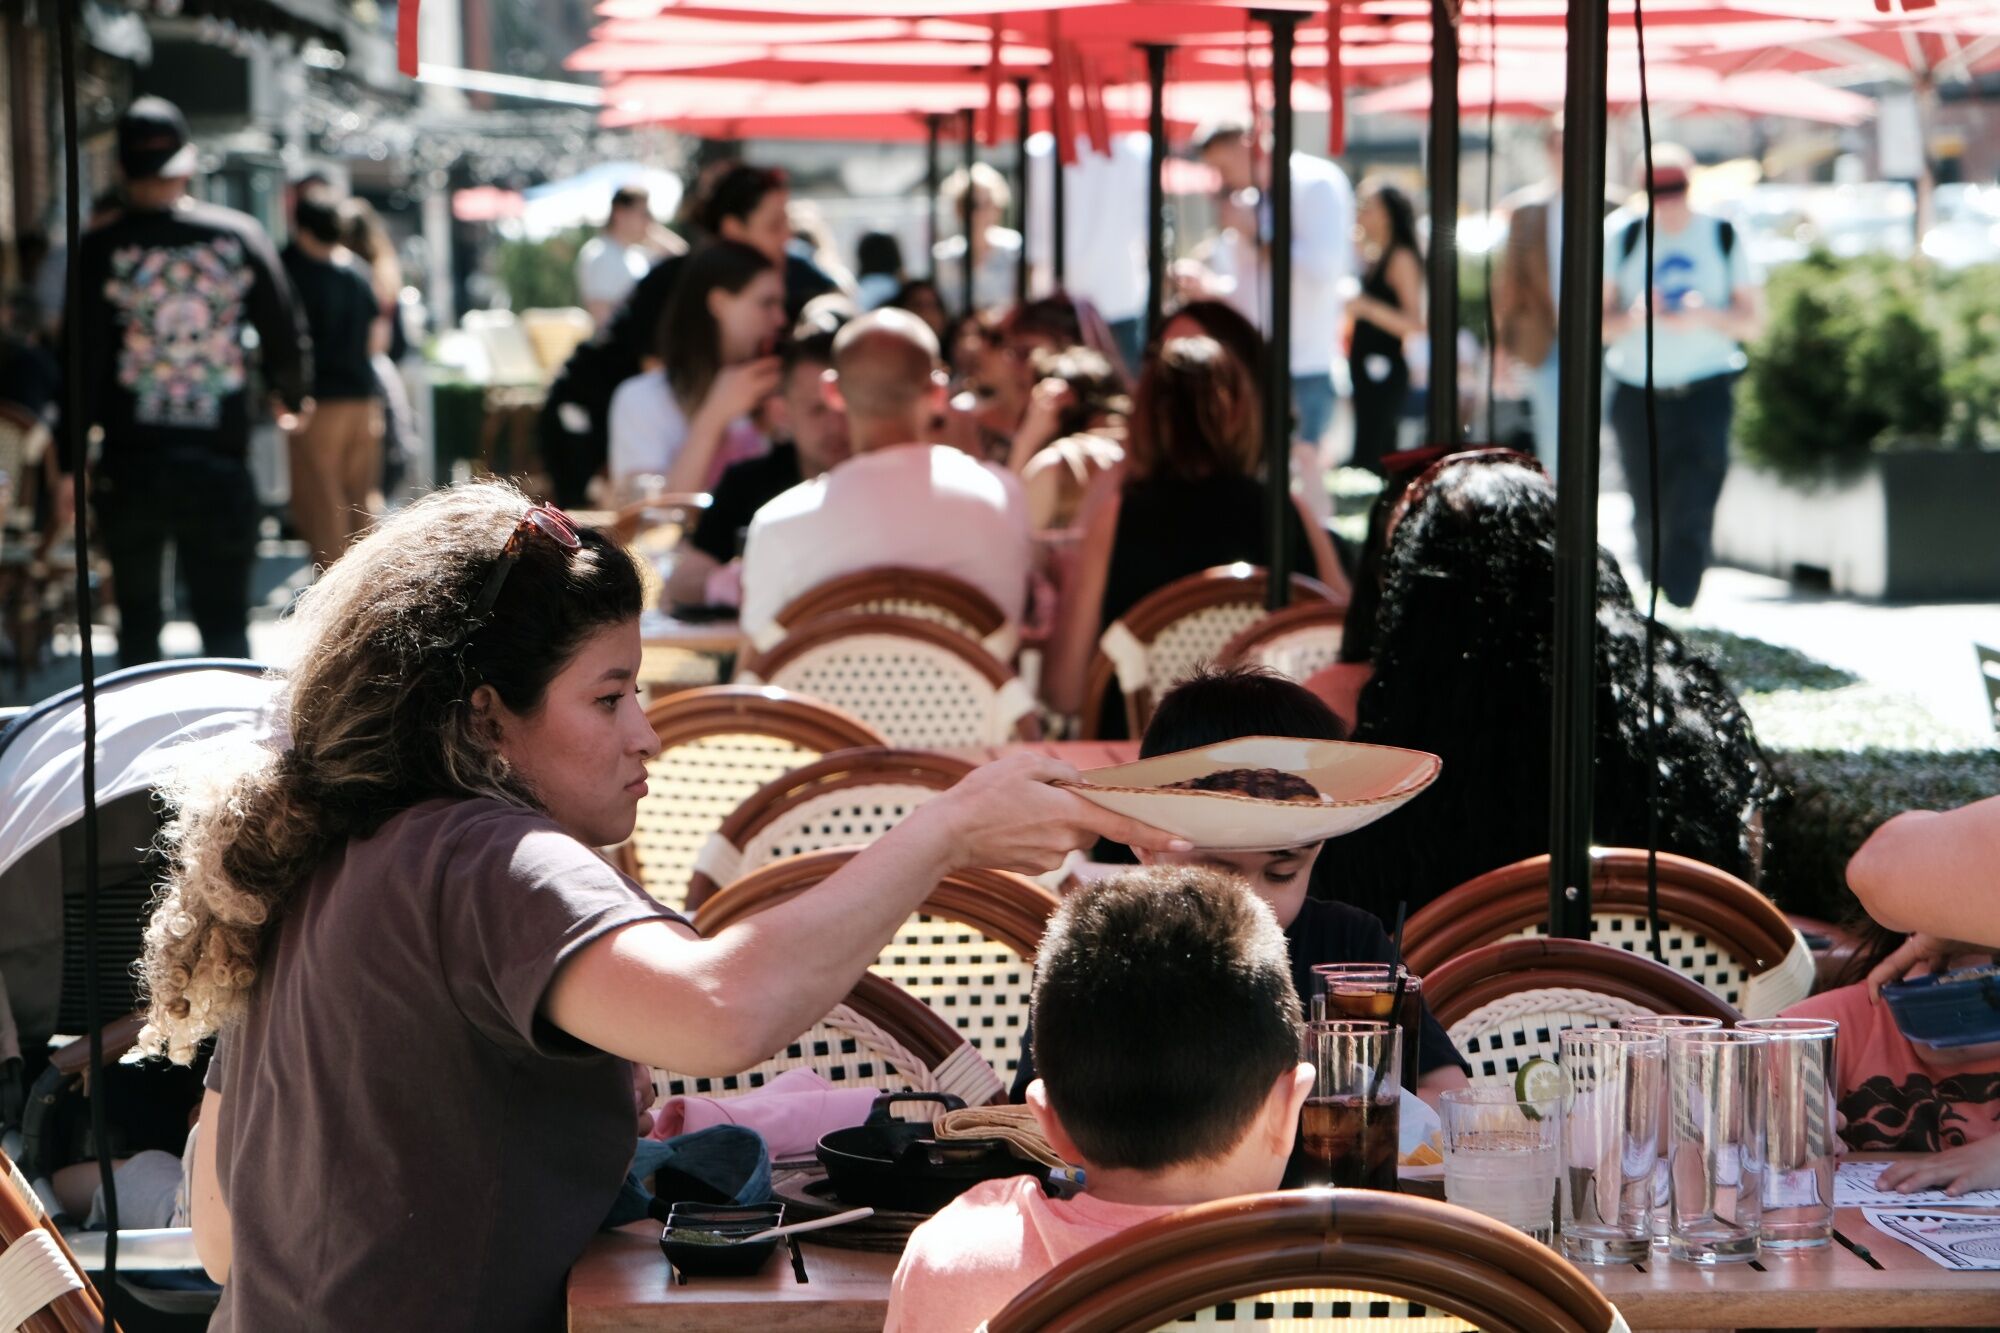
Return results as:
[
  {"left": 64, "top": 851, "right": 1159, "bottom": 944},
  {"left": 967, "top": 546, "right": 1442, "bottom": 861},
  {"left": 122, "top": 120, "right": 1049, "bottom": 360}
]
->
[{"left": 203, "top": 797, "right": 678, "bottom": 1332}]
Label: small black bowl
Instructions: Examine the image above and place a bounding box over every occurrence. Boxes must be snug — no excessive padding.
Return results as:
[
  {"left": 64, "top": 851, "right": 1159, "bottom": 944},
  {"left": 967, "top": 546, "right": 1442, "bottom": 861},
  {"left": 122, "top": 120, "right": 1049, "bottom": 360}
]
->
[{"left": 659, "top": 1202, "right": 786, "bottom": 1278}]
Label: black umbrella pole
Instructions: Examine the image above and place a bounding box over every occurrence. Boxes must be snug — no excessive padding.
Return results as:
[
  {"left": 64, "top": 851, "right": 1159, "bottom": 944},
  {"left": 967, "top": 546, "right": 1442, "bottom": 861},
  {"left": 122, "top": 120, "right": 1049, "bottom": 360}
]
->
[
  {"left": 1144, "top": 43, "right": 1170, "bottom": 343},
  {"left": 1258, "top": 11, "right": 1298, "bottom": 610},
  {"left": 961, "top": 108, "right": 978, "bottom": 319},
  {"left": 1016, "top": 77, "right": 1032, "bottom": 305},
  {"left": 1427, "top": 0, "right": 1460, "bottom": 445},
  {"left": 926, "top": 114, "right": 942, "bottom": 279},
  {"left": 1548, "top": 0, "right": 1613, "bottom": 940}
]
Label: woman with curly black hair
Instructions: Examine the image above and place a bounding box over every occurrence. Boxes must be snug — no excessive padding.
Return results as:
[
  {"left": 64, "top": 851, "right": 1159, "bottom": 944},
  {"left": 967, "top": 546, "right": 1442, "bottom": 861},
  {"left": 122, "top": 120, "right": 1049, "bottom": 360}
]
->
[{"left": 1326, "top": 454, "right": 1770, "bottom": 924}]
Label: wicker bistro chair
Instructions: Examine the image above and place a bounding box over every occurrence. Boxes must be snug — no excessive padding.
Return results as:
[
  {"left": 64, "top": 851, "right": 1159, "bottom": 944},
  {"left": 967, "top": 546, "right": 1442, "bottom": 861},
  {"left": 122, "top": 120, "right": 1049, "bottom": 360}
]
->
[
  {"left": 618, "top": 686, "right": 887, "bottom": 912},
  {"left": 1, "top": 1149, "right": 105, "bottom": 1333},
  {"left": 1217, "top": 600, "right": 1348, "bottom": 684},
  {"left": 1081, "top": 564, "right": 1340, "bottom": 740},
  {"left": 694, "top": 848, "right": 1058, "bottom": 1082},
  {"left": 1425, "top": 938, "right": 1740, "bottom": 1086},
  {"left": 986, "top": 1189, "right": 1625, "bottom": 1333},
  {"left": 683, "top": 747, "right": 974, "bottom": 912},
  {"left": 1402, "top": 849, "right": 1815, "bottom": 1018},
  {"left": 647, "top": 970, "right": 1005, "bottom": 1111},
  {"left": 737, "top": 612, "right": 1039, "bottom": 749},
  {"left": 756, "top": 565, "right": 1018, "bottom": 661}
]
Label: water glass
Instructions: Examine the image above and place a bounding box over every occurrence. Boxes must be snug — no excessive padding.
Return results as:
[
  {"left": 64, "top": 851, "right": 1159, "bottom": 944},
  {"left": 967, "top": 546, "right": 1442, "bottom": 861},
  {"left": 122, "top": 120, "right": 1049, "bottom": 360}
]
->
[
  {"left": 1301, "top": 1020, "right": 1401, "bottom": 1191},
  {"left": 1741, "top": 1018, "right": 1839, "bottom": 1250},
  {"left": 1667, "top": 1029, "right": 1769, "bottom": 1264},
  {"left": 1621, "top": 1016, "right": 1726, "bottom": 1243},
  {"left": 1559, "top": 1028, "right": 1665, "bottom": 1263},
  {"left": 1441, "top": 1085, "right": 1563, "bottom": 1245}
]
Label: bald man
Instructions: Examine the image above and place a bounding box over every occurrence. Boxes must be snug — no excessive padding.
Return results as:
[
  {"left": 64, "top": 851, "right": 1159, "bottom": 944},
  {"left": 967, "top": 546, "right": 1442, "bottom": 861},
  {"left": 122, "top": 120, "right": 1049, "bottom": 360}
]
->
[{"left": 738, "top": 310, "right": 1031, "bottom": 648}]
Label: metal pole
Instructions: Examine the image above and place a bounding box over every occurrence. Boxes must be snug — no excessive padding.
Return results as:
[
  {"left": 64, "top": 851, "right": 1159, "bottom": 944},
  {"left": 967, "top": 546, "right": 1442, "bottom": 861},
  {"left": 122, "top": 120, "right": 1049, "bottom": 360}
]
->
[
  {"left": 925, "top": 113, "right": 942, "bottom": 279},
  {"left": 1549, "top": 0, "right": 1612, "bottom": 940},
  {"left": 1257, "top": 11, "right": 1297, "bottom": 611},
  {"left": 1426, "top": 0, "right": 1460, "bottom": 445},
  {"left": 960, "top": 107, "right": 978, "bottom": 319},
  {"left": 1052, "top": 119, "right": 1068, "bottom": 288},
  {"left": 1016, "top": 77, "right": 1032, "bottom": 305},
  {"left": 1144, "top": 44, "right": 1169, "bottom": 342}
]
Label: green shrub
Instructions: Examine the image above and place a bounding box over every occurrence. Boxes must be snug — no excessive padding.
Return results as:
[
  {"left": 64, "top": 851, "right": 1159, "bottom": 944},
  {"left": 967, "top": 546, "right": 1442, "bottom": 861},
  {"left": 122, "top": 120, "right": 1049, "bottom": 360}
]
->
[
  {"left": 1736, "top": 252, "right": 1989, "bottom": 484},
  {"left": 492, "top": 226, "right": 590, "bottom": 311},
  {"left": 1761, "top": 747, "right": 2000, "bottom": 923}
]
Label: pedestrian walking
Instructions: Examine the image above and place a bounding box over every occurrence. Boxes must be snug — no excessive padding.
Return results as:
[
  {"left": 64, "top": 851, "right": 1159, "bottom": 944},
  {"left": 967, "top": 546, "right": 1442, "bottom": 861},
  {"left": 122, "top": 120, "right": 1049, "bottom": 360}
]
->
[
  {"left": 1602, "top": 145, "right": 1764, "bottom": 609},
  {"left": 282, "top": 191, "right": 383, "bottom": 572},
  {"left": 75, "top": 97, "right": 311, "bottom": 666}
]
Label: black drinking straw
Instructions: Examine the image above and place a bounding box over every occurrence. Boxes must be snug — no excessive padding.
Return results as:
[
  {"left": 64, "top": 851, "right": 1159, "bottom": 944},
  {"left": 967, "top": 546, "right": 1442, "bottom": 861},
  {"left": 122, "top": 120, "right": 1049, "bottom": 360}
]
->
[{"left": 1368, "top": 902, "right": 1410, "bottom": 1102}]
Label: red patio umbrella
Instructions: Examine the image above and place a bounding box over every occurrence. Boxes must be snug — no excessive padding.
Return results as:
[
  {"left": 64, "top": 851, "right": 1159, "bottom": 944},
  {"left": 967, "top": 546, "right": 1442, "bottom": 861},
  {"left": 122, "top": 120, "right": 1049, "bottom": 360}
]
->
[{"left": 1352, "top": 55, "right": 1877, "bottom": 124}]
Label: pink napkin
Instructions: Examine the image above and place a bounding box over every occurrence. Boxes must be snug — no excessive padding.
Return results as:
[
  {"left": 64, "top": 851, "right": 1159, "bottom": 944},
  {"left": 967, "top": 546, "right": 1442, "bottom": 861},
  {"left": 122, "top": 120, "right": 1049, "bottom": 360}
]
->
[{"left": 646, "top": 1068, "right": 883, "bottom": 1158}]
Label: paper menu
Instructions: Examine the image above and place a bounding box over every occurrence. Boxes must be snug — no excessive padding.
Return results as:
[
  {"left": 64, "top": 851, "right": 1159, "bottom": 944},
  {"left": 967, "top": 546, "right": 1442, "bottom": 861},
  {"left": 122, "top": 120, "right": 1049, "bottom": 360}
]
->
[
  {"left": 1835, "top": 1159, "right": 2000, "bottom": 1209},
  {"left": 1864, "top": 1207, "right": 2000, "bottom": 1270}
]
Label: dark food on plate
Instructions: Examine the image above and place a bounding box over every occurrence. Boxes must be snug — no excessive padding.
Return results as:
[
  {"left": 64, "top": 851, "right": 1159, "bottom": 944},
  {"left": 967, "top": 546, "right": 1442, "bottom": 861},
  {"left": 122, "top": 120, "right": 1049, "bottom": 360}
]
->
[{"left": 1164, "top": 767, "right": 1328, "bottom": 803}]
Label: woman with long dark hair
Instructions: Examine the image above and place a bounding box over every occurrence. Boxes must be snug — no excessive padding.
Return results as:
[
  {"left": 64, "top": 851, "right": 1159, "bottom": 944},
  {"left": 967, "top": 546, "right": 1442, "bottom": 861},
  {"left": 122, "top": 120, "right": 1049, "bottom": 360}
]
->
[
  {"left": 1045, "top": 336, "right": 1347, "bottom": 731},
  {"left": 150, "top": 482, "right": 1172, "bottom": 1330},
  {"left": 606, "top": 240, "right": 786, "bottom": 496},
  {"left": 1345, "top": 180, "right": 1425, "bottom": 474},
  {"left": 1326, "top": 456, "right": 1769, "bottom": 924}
]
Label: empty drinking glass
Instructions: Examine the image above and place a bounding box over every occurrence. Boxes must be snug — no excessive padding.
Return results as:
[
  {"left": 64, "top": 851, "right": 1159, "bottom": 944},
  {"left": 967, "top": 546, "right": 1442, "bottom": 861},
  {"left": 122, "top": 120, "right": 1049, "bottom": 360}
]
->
[
  {"left": 1667, "top": 1028, "right": 1769, "bottom": 1264},
  {"left": 1559, "top": 1028, "right": 1665, "bottom": 1264},
  {"left": 1442, "top": 1085, "right": 1563, "bottom": 1245},
  {"left": 1622, "top": 1015, "right": 1726, "bottom": 1244},
  {"left": 1301, "top": 1020, "right": 1401, "bottom": 1191},
  {"left": 1741, "top": 1018, "right": 1839, "bottom": 1250}
]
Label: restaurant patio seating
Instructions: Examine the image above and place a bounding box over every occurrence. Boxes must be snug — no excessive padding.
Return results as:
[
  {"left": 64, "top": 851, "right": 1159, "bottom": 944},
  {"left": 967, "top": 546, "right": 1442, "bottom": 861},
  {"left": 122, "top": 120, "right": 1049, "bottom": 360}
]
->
[
  {"left": 1217, "top": 600, "right": 1348, "bottom": 684},
  {"left": 1, "top": 1149, "right": 103, "bottom": 1333},
  {"left": 984, "top": 1188, "right": 1623, "bottom": 1333},
  {"left": 755, "top": 565, "right": 1017, "bottom": 661},
  {"left": 682, "top": 747, "right": 972, "bottom": 912},
  {"left": 1426, "top": 938, "right": 1739, "bottom": 1085},
  {"left": 1080, "top": 564, "right": 1340, "bottom": 739},
  {"left": 737, "top": 612, "right": 1038, "bottom": 748},
  {"left": 647, "top": 970, "right": 1006, "bottom": 1110},
  {"left": 693, "top": 847, "right": 1058, "bottom": 1082},
  {"left": 619, "top": 685, "right": 886, "bottom": 912},
  {"left": 1403, "top": 849, "right": 1815, "bottom": 1017}
]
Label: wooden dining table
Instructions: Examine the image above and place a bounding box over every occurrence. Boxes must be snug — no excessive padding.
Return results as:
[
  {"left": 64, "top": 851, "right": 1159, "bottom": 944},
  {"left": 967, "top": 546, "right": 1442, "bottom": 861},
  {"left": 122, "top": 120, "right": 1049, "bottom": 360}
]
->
[{"left": 566, "top": 1155, "right": 2000, "bottom": 1330}]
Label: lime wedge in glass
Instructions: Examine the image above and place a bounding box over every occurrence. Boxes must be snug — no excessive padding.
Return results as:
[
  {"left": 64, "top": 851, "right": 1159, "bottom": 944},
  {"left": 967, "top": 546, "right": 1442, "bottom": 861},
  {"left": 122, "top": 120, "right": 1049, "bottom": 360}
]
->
[{"left": 1513, "top": 1058, "right": 1568, "bottom": 1117}]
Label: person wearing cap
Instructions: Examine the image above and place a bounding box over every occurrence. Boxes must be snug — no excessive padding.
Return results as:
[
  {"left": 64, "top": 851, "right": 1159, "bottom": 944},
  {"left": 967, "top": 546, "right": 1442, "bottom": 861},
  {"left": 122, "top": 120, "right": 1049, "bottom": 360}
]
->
[
  {"left": 74, "top": 95, "right": 311, "bottom": 666},
  {"left": 1178, "top": 119, "right": 1357, "bottom": 456},
  {"left": 1601, "top": 144, "right": 1764, "bottom": 609}
]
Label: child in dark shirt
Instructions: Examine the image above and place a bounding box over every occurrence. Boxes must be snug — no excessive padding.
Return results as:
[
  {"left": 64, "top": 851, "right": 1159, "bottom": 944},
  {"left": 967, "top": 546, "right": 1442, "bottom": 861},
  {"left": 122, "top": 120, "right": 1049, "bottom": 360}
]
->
[{"left": 1011, "top": 664, "right": 1470, "bottom": 1105}]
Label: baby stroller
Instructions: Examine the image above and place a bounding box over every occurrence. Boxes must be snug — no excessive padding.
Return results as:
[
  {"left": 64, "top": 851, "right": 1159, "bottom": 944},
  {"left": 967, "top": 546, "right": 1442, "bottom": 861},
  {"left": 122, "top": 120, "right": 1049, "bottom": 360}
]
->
[{"left": 0, "top": 658, "right": 281, "bottom": 1330}]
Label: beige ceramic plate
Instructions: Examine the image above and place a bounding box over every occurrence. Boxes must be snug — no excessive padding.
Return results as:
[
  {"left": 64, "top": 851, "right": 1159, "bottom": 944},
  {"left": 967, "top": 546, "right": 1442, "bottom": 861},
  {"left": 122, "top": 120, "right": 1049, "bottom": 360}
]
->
[{"left": 1059, "top": 736, "right": 1441, "bottom": 851}]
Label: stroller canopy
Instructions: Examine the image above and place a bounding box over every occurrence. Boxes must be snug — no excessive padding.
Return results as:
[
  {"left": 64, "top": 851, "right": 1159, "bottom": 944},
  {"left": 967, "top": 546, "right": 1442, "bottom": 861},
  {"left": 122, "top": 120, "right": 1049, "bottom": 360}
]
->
[{"left": 0, "top": 661, "right": 282, "bottom": 882}]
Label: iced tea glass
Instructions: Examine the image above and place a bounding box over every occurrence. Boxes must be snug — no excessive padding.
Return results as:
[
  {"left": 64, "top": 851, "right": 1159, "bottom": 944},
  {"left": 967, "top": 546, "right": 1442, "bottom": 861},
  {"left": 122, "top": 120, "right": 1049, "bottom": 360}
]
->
[{"left": 1302, "top": 1020, "right": 1401, "bottom": 1191}]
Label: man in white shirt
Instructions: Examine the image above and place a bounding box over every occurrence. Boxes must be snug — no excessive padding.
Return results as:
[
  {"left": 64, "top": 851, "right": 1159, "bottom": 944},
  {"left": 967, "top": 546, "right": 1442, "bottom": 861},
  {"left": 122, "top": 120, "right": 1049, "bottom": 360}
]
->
[
  {"left": 1025, "top": 132, "right": 1151, "bottom": 371},
  {"left": 1181, "top": 121, "right": 1357, "bottom": 451},
  {"left": 739, "top": 309, "right": 1032, "bottom": 646},
  {"left": 575, "top": 186, "right": 655, "bottom": 327}
]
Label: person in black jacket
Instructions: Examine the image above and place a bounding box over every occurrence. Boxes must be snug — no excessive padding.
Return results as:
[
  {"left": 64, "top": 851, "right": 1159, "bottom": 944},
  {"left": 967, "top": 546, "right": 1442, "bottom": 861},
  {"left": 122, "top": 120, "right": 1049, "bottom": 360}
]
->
[{"left": 75, "top": 97, "right": 311, "bottom": 666}]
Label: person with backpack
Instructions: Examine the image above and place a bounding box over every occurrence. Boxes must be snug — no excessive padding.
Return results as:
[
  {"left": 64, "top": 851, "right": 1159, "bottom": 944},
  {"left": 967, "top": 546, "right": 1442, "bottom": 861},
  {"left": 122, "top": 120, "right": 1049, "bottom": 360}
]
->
[{"left": 1601, "top": 144, "right": 1763, "bottom": 609}]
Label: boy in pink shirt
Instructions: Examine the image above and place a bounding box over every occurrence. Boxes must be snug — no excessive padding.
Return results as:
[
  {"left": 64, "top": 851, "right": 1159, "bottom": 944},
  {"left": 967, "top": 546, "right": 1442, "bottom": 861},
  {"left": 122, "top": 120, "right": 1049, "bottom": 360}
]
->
[{"left": 885, "top": 868, "right": 1315, "bottom": 1333}]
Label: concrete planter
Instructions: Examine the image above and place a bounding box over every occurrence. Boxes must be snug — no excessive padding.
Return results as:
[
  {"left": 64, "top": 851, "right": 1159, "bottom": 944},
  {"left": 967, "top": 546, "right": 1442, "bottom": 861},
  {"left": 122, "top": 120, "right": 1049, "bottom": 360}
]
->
[{"left": 1713, "top": 449, "right": 2000, "bottom": 600}]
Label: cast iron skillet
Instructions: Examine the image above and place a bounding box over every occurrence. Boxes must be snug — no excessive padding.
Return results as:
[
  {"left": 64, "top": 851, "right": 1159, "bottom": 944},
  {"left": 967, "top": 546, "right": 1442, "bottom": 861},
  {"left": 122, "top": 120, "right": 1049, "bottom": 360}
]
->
[{"left": 815, "top": 1092, "right": 1040, "bottom": 1213}]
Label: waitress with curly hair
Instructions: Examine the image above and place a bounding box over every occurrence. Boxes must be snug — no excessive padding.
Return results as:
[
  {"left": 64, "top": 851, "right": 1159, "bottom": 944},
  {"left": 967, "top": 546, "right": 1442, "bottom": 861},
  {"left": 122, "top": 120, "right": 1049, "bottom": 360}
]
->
[{"left": 140, "top": 481, "right": 1180, "bottom": 1331}]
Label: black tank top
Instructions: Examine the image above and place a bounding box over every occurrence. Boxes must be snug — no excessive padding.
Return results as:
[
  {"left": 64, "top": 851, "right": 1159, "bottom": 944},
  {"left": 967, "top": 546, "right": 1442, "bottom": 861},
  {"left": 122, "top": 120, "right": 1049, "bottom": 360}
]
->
[{"left": 1352, "top": 244, "right": 1413, "bottom": 370}]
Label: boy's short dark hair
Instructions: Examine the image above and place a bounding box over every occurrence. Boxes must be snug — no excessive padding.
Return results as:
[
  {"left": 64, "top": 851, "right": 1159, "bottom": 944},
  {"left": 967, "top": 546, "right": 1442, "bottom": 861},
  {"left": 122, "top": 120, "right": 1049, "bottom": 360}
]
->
[
  {"left": 1031, "top": 867, "right": 1302, "bottom": 1171},
  {"left": 780, "top": 329, "right": 836, "bottom": 381},
  {"left": 1140, "top": 663, "right": 1346, "bottom": 759}
]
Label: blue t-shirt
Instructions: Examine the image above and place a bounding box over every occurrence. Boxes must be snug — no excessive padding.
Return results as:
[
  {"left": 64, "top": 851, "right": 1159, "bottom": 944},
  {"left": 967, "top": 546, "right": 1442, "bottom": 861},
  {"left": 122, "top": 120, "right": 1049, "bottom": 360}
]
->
[{"left": 1603, "top": 210, "right": 1758, "bottom": 389}]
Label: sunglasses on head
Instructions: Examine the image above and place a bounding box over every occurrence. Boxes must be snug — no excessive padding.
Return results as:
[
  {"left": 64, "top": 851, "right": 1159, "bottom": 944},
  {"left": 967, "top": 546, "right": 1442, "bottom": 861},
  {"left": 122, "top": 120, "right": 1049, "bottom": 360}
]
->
[{"left": 468, "top": 504, "right": 581, "bottom": 623}]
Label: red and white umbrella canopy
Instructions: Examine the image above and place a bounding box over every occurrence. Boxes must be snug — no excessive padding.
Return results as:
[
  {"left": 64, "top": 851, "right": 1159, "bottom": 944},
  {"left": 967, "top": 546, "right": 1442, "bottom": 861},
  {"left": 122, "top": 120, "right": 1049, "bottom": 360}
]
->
[{"left": 1352, "top": 55, "right": 1877, "bottom": 124}]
